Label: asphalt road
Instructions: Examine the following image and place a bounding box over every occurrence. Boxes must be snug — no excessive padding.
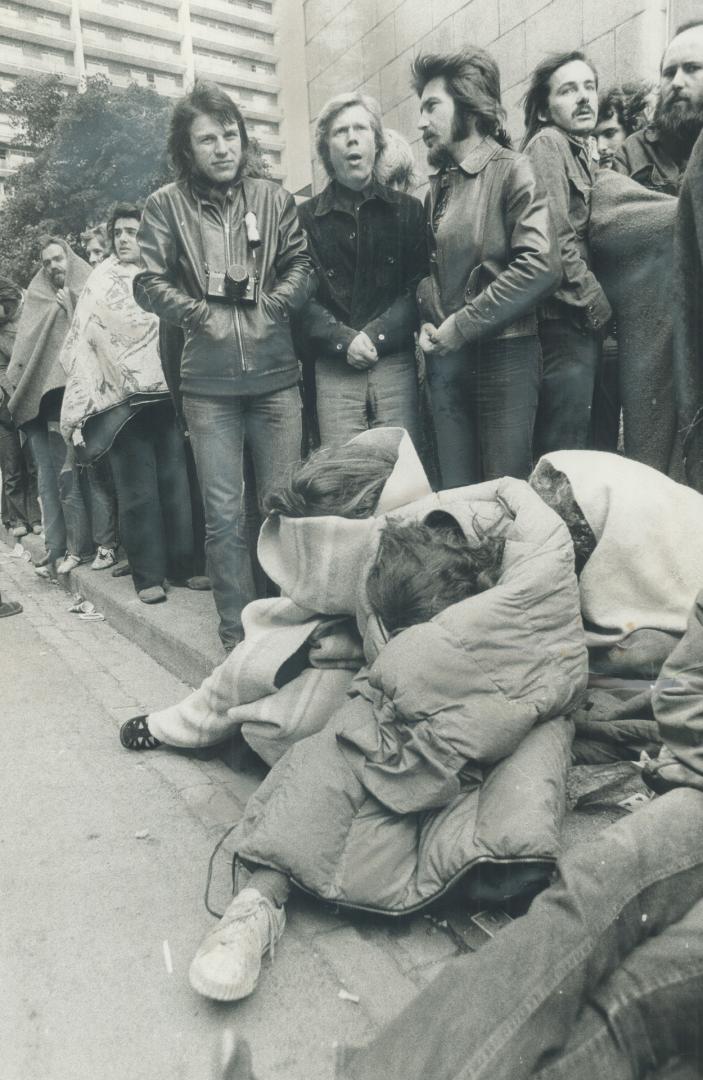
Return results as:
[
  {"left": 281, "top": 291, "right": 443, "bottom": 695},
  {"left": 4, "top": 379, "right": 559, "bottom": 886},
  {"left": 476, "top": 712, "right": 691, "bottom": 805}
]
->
[{"left": 0, "top": 544, "right": 461, "bottom": 1080}]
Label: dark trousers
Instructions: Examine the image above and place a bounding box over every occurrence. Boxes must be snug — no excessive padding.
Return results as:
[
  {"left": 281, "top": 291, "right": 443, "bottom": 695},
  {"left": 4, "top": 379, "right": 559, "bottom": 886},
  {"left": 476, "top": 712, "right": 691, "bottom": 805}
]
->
[
  {"left": 0, "top": 420, "right": 40, "bottom": 529},
  {"left": 426, "top": 335, "right": 540, "bottom": 488},
  {"left": 534, "top": 318, "right": 600, "bottom": 457},
  {"left": 108, "top": 401, "right": 194, "bottom": 592},
  {"left": 591, "top": 335, "right": 620, "bottom": 452}
]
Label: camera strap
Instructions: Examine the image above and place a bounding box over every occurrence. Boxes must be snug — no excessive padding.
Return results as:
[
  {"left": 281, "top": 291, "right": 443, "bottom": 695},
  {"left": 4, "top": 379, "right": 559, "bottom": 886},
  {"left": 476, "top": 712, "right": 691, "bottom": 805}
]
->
[{"left": 197, "top": 185, "right": 258, "bottom": 283}]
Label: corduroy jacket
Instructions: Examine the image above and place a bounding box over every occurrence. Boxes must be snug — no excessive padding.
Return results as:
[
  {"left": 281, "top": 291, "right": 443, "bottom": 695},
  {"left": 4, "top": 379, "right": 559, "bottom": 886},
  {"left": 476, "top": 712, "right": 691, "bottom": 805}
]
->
[{"left": 297, "top": 179, "right": 427, "bottom": 360}]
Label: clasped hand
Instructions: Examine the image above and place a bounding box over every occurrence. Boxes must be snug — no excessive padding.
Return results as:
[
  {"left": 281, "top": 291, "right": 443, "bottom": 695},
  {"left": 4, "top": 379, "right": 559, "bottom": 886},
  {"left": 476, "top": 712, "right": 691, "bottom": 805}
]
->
[
  {"left": 419, "top": 316, "right": 464, "bottom": 357},
  {"left": 347, "top": 331, "right": 378, "bottom": 370}
]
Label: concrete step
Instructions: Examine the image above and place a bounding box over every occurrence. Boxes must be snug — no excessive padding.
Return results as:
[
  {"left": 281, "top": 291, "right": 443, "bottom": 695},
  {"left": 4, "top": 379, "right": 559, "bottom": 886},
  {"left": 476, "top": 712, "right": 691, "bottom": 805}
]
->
[{"left": 1, "top": 528, "right": 223, "bottom": 691}]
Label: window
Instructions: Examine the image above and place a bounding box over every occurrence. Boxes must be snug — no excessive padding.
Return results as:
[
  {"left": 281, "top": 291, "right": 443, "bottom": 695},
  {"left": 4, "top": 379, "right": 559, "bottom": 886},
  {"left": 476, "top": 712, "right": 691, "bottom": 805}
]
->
[{"left": 146, "top": 71, "right": 154, "bottom": 82}]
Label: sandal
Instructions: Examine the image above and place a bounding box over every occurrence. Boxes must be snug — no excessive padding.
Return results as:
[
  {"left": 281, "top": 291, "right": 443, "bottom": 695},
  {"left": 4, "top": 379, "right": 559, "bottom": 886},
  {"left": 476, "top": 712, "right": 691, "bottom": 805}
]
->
[
  {"left": 642, "top": 756, "right": 703, "bottom": 795},
  {"left": 119, "top": 715, "right": 162, "bottom": 751}
]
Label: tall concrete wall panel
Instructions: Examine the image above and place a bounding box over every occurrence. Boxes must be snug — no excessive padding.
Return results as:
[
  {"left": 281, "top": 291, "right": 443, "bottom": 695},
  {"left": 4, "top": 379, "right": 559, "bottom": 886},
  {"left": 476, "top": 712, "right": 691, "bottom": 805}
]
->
[{"left": 303, "top": 0, "right": 671, "bottom": 191}]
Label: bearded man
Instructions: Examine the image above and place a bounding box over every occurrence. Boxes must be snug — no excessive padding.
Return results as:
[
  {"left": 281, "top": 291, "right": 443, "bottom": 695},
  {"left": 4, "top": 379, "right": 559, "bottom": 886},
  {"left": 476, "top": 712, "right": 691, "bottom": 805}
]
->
[{"left": 614, "top": 20, "right": 703, "bottom": 194}]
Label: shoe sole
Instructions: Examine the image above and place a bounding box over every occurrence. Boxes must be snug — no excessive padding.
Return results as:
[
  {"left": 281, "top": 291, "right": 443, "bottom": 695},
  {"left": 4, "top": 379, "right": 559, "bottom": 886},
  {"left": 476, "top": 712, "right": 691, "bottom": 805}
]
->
[{"left": 188, "top": 960, "right": 259, "bottom": 1002}]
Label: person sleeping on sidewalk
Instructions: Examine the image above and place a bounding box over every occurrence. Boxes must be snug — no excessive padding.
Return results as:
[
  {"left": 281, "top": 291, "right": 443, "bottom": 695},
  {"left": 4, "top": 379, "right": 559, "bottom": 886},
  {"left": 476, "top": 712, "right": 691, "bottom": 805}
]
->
[
  {"left": 120, "top": 426, "right": 588, "bottom": 1002},
  {"left": 116, "top": 429, "right": 703, "bottom": 1003},
  {"left": 120, "top": 432, "right": 703, "bottom": 767}
]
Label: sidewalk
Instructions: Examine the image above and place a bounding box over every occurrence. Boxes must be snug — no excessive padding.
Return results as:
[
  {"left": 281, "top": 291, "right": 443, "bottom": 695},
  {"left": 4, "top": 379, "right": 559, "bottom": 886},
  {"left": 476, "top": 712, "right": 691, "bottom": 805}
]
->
[
  {"left": 1, "top": 526, "right": 223, "bottom": 690},
  {"left": 1, "top": 527, "right": 657, "bottom": 1078}
]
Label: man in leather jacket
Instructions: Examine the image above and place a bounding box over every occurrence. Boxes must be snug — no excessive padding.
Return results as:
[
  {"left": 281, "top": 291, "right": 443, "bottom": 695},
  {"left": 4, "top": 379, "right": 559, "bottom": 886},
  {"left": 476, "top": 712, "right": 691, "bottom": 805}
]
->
[
  {"left": 413, "top": 48, "right": 560, "bottom": 487},
  {"left": 134, "top": 81, "right": 314, "bottom": 652}
]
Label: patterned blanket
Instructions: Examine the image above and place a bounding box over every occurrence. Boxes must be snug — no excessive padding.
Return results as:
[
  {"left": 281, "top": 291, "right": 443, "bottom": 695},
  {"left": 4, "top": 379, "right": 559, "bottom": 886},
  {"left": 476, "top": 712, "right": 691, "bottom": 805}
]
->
[{"left": 59, "top": 255, "right": 167, "bottom": 443}]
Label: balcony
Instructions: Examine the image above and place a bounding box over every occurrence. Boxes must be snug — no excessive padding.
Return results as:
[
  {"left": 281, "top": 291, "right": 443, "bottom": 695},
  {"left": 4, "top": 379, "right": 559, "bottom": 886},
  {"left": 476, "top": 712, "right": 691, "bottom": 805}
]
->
[
  {"left": 13, "top": 0, "right": 71, "bottom": 17},
  {"left": 0, "top": 15, "right": 74, "bottom": 51},
  {"left": 82, "top": 40, "right": 183, "bottom": 74},
  {"left": 82, "top": 27, "right": 180, "bottom": 63},
  {"left": 192, "top": 50, "right": 277, "bottom": 89},
  {"left": 79, "top": 0, "right": 180, "bottom": 38},
  {"left": 188, "top": 21, "right": 273, "bottom": 62},
  {"left": 189, "top": 0, "right": 274, "bottom": 35},
  {"left": 0, "top": 55, "right": 79, "bottom": 83}
]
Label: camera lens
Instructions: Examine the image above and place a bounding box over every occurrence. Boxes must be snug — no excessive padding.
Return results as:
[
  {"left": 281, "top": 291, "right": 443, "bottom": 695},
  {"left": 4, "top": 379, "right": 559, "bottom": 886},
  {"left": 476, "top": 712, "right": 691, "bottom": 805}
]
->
[{"left": 226, "top": 265, "right": 249, "bottom": 297}]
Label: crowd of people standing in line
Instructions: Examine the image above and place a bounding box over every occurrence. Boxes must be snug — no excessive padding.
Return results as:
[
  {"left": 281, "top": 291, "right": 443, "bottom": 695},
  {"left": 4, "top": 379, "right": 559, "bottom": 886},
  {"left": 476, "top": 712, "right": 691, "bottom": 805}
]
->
[
  {"left": 1, "top": 23, "right": 701, "bottom": 649},
  {"left": 3, "top": 19, "right": 703, "bottom": 1078}
]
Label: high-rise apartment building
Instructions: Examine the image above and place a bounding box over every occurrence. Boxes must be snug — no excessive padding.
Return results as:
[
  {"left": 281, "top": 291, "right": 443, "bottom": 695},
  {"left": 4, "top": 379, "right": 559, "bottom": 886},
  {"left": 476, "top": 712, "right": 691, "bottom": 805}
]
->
[{"left": 0, "top": 0, "right": 311, "bottom": 200}]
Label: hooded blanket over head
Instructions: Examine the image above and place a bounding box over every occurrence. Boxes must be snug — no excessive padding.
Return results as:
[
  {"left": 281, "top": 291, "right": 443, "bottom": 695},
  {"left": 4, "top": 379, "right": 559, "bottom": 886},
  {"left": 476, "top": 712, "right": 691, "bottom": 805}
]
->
[
  {"left": 544, "top": 450, "right": 703, "bottom": 653},
  {"left": 59, "top": 254, "right": 167, "bottom": 443},
  {"left": 6, "top": 241, "right": 91, "bottom": 428}
]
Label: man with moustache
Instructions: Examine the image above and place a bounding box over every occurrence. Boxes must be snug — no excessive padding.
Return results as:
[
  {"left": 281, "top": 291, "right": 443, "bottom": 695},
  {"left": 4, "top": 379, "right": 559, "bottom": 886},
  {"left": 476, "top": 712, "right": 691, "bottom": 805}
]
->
[
  {"left": 615, "top": 21, "right": 703, "bottom": 195},
  {"left": 522, "top": 51, "right": 612, "bottom": 457},
  {"left": 296, "top": 93, "right": 426, "bottom": 449},
  {"left": 134, "top": 81, "right": 314, "bottom": 651},
  {"left": 413, "top": 49, "right": 559, "bottom": 487}
]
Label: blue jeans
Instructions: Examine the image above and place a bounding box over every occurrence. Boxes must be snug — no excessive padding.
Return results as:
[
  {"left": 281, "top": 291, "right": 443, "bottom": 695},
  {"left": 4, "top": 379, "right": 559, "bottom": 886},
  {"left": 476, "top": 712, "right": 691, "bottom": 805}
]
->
[
  {"left": 315, "top": 350, "right": 420, "bottom": 449},
  {"left": 108, "top": 401, "right": 194, "bottom": 592},
  {"left": 25, "top": 422, "right": 92, "bottom": 561},
  {"left": 339, "top": 789, "right": 703, "bottom": 1080},
  {"left": 183, "top": 387, "right": 302, "bottom": 650},
  {"left": 83, "top": 457, "right": 118, "bottom": 550},
  {"left": 426, "top": 335, "right": 539, "bottom": 487},
  {"left": 535, "top": 317, "right": 601, "bottom": 457}
]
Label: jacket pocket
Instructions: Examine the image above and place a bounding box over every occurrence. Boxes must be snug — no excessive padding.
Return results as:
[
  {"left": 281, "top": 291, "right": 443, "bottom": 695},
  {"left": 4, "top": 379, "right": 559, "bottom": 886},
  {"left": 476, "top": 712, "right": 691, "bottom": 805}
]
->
[
  {"left": 241, "top": 294, "right": 294, "bottom": 367},
  {"left": 182, "top": 303, "right": 240, "bottom": 379}
]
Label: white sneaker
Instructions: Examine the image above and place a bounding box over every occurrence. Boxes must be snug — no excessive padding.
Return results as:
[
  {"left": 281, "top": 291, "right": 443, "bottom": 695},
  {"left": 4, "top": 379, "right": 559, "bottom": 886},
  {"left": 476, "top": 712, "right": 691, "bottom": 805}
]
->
[
  {"left": 57, "top": 553, "right": 82, "bottom": 575},
  {"left": 91, "top": 546, "right": 117, "bottom": 571},
  {"left": 188, "top": 888, "right": 286, "bottom": 1002}
]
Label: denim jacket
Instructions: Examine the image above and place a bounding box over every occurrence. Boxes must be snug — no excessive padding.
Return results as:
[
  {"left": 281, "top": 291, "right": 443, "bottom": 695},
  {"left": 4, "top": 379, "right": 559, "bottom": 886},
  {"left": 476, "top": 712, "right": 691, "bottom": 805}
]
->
[
  {"left": 418, "top": 137, "right": 560, "bottom": 343},
  {"left": 613, "top": 126, "right": 685, "bottom": 196},
  {"left": 525, "top": 126, "right": 611, "bottom": 330},
  {"left": 297, "top": 179, "right": 427, "bottom": 361}
]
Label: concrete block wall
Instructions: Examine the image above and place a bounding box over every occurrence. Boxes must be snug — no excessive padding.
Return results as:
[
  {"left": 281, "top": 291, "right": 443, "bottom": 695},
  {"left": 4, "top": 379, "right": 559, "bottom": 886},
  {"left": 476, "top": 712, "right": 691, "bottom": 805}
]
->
[{"left": 303, "top": 0, "right": 671, "bottom": 192}]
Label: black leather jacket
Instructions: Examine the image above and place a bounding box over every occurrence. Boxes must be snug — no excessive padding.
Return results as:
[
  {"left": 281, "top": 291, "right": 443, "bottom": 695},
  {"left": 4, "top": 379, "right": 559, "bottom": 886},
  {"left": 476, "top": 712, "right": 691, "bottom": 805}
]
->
[
  {"left": 134, "top": 176, "right": 314, "bottom": 398},
  {"left": 418, "top": 137, "right": 561, "bottom": 343}
]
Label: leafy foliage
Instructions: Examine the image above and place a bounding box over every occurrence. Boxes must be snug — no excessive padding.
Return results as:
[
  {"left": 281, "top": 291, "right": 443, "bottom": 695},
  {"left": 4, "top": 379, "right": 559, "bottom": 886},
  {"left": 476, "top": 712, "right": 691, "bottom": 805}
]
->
[{"left": 0, "top": 74, "right": 271, "bottom": 286}]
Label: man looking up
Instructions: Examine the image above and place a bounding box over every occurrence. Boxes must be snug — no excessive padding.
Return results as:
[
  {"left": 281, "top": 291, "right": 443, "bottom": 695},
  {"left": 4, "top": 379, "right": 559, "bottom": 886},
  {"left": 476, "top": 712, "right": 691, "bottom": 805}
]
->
[
  {"left": 135, "top": 82, "right": 314, "bottom": 652},
  {"left": 297, "top": 93, "right": 426, "bottom": 449},
  {"left": 615, "top": 21, "right": 703, "bottom": 194},
  {"left": 413, "top": 49, "right": 559, "bottom": 487},
  {"left": 522, "top": 52, "right": 612, "bottom": 456}
]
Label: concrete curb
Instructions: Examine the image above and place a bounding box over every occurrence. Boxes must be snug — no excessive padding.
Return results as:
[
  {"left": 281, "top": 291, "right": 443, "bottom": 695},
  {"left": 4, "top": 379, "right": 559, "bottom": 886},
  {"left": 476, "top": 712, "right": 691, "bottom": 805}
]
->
[{"left": 2, "top": 528, "right": 224, "bottom": 689}]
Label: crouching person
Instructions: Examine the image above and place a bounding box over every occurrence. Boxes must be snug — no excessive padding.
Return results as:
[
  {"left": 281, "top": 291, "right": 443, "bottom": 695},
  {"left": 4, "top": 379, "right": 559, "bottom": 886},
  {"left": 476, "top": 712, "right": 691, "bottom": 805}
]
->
[{"left": 120, "top": 429, "right": 586, "bottom": 1003}]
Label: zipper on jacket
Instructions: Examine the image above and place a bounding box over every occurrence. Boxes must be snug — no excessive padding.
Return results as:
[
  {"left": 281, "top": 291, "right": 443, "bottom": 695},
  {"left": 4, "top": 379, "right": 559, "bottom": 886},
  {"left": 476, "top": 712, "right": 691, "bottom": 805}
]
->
[{"left": 223, "top": 201, "right": 248, "bottom": 374}]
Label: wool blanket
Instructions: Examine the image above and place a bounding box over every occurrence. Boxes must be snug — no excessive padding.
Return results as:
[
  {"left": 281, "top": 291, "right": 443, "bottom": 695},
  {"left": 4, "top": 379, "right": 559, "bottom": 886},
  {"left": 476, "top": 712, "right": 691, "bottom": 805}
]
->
[
  {"left": 672, "top": 130, "right": 703, "bottom": 490},
  {"left": 545, "top": 451, "right": 703, "bottom": 666},
  {"left": 6, "top": 241, "right": 91, "bottom": 428},
  {"left": 589, "top": 169, "right": 679, "bottom": 477},
  {"left": 59, "top": 255, "right": 167, "bottom": 444},
  {"left": 147, "top": 428, "right": 432, "bottom": 760}
]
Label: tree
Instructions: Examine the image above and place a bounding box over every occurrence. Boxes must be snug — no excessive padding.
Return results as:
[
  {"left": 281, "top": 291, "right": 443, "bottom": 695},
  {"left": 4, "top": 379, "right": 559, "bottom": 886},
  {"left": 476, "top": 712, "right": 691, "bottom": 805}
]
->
[{"left": 0, "top": 74, "right": 271, "bottom": 286}]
